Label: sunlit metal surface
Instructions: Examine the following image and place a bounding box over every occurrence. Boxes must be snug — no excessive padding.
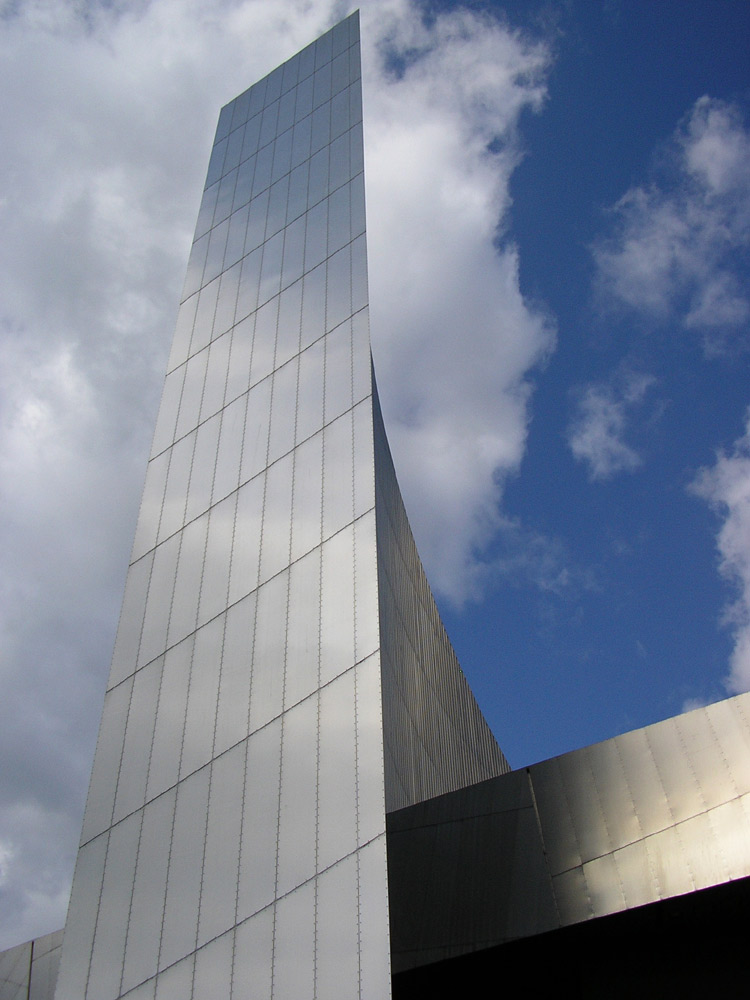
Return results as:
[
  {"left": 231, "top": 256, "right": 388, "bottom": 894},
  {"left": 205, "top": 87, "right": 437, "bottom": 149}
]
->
[
  {"left": 388, "top": 691, "right": 750, "bottom": 972},
  {"left": 49, "top": 10, "right": 506, "bottom": 997},
  {"left": 54, "top": 13, "right": 394, "bottom": 998}
]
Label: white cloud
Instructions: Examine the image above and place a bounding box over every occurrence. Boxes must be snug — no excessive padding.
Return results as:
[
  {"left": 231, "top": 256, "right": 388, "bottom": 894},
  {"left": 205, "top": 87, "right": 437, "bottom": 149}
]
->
[
  {"left": 567, "top": 372, "right": 655, "bottom": 481},
  {"left": 366, "top": 4, "right": 554, "bottom": 600},
  {"left": 692, "top": 414, "right": 750, "bottom": 695},
  {"left": 0, "top": 0, "right": 553, "bottom": 946},
  {"left": 682, "top": 695, "right": 710, "bottom": 713},
  {"left": 595, "top": 96, "right": 750, "bottom": 349}
]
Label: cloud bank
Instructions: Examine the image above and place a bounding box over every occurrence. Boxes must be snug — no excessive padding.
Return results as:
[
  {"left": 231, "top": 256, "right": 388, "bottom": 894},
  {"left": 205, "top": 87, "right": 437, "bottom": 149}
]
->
[
  {"left": 366, "top": 5, "right": 554, "bottom": 601},
  {"left": 692, "top": 416, "right": 750, "bottom": 695},
  {"left": 595, "top": 96, "right": 750, "bottom": 351},
  {"left": 0, "top": 0, "right": 552, "bottom": 947}
]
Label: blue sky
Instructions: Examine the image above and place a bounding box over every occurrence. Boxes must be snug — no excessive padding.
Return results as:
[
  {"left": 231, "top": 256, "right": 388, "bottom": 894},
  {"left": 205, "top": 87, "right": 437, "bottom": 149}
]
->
[
  {"left": 0, "top": 0, "right": 748, "bottom": 948},
  {"left": 438, "top": 0, "right": 750, "bottom": 764}
]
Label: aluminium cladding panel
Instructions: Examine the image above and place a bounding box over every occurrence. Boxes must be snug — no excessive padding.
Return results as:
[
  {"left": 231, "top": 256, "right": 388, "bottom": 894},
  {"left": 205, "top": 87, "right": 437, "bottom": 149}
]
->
[
  {"left": 56, "top": 14, "right": 392, "bottom": 1000},
  {"left": 387, "top": 692, "right": 750, "bottom": 966},
  {"left": 386, "top": 769, "right": 557, "bottom": 973},
  {"left": 0, "top": 930, "right": 63, "bottom": 1000},
  {"left": 373, "top": 387, "right": 510, "bottom": 814},
  {"left": 0, "top": 939, "right": 29, "bottom": 1000},
  {"left": 531, "top": 690, "right": 750, "bottom": 926},
  {"left": 28, "top": 932, "right": 63, "bottom": 1000}
]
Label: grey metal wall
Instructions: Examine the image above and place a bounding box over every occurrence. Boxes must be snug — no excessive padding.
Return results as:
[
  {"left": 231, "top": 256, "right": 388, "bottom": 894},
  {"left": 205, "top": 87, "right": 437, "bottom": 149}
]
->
[
  {"left": 55, "top": 14, "right": 392, "bottom": 999},
  {"left": 48, "top": 11, "right": 516, "bottom": 995},
  {"left": 388, "top": 692, "right": 750, "bottom": 972},
  {"left": 374, "top": 386, "right": 509, "bottom": 813},
  {"left": 0, "top": 930, "right": 63, "bottom": 1000}
]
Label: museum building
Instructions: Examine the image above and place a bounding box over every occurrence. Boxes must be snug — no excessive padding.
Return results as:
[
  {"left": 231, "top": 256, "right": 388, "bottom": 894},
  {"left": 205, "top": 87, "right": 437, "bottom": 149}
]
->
[{"left": 1, "top": 13, "right": 749, "bottom": 998}]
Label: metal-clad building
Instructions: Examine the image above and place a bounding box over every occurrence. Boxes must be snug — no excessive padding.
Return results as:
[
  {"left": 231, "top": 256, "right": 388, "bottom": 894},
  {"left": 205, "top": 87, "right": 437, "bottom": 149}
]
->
[
  {"left": 2, "top": 13, "right": 749, "bottom": 1000},
  {"left": 388, "top": 692, "right": 750, "bottom": 978},
  {"left": 50, "top": 13, "right": 507, "bottom": 998}
]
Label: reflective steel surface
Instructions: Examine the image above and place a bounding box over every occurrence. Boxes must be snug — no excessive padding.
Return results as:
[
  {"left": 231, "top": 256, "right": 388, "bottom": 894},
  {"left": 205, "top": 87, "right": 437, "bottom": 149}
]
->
[
  {"left": 0, "top": 929, "right": 63, "bottom": 1000},
  {"left": 373, "top": 386, "right": 510, "bottom": 812},
  {"left": 388, "top": 692, "right": 750, "bottom": 972},
  {"left": 49, "top": 11, "right": 508, "bottom": 998},
  {"left": 56, "top": 13, "right": 393, "bottom": 998}
]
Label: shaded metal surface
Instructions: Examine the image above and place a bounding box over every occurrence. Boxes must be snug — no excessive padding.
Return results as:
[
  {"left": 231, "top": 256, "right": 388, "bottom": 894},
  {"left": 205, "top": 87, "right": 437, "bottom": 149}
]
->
[
  {"left": 0, "top": 930, "right": 63, "bottom": 1000},
  {"left": 374, "top": 385, "right": 509, "bottom": 812},
  {"left": 391, "top": 873, "right": 750, "bottom": 996},
  {"left": 388, "top": 692, "right": 750, "bottom": 972}
]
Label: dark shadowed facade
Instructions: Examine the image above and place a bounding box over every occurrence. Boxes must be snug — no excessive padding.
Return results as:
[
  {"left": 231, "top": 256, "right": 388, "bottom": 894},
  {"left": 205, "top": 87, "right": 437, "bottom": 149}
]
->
[{"left": 2, "top": 13, "right": 749, "bottom": 999}]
